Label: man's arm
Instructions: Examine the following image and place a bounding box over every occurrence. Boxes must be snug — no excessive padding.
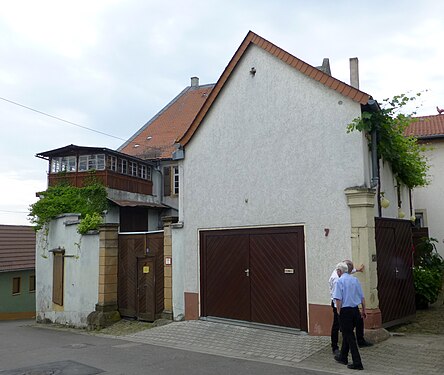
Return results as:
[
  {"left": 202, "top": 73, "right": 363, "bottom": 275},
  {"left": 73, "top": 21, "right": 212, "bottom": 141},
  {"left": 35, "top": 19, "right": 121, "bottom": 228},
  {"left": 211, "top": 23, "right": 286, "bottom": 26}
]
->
[
  {"left": 335, "top": 299, "right": 342, "bottom": 315},
  {"left": 361, "top": 297, "right": 367, "bottom": 319}
]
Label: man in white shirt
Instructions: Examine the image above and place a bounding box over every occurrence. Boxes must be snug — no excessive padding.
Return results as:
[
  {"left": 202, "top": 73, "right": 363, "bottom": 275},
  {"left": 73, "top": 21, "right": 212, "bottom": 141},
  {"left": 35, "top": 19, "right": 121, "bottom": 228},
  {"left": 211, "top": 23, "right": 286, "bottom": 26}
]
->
[{"left": 329, "top": 260, "right": 371, "bottom": 355}]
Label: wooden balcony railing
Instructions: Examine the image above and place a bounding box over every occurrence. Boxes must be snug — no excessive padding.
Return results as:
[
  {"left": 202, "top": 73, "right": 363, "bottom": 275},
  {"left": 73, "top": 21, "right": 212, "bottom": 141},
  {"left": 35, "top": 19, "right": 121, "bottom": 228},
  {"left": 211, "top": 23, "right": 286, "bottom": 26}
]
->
[{"left": 47, "top": 170, "right": 153, "bottom": 196}]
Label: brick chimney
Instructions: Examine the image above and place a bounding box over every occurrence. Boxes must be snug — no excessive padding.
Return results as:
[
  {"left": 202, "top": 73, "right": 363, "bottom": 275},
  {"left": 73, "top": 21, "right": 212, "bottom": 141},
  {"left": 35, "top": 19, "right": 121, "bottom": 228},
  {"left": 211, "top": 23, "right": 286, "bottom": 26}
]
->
[
  {"left": 191, "top": 76, "right": 199, "bottom": 87},
  {"left": 349, "top": 58, "right": 359, "bottom": 89}
]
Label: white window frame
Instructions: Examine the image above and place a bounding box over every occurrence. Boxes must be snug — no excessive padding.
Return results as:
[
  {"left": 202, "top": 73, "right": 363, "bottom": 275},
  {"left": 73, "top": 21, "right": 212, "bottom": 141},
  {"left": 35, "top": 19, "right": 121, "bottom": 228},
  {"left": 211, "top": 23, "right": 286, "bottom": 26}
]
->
[
  {"left": 51, "top": 156, "right": 76, "bottom": 173},
  {"left": 173, "top": 166, "right": 179, "bottom": 195},
  {"left": 78, "top": 154, "right": 105, "bottom": 172}
]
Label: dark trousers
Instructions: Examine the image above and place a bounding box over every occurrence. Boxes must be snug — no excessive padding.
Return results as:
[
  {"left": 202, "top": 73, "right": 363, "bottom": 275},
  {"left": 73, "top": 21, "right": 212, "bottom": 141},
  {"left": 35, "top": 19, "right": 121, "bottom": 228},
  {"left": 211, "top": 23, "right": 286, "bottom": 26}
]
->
[
  {"left": 331, "top": 301, "right": 365, "bottom": 350},
  {"left": 338, "top": 307, "right": 363, "bottom": 366}
]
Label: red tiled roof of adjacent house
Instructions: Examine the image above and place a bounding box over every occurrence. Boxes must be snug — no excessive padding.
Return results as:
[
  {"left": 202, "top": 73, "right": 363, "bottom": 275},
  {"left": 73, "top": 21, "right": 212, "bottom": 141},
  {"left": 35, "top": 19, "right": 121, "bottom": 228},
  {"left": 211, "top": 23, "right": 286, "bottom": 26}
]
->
[
  {"left": 178, "top": 31, "right": 372, "bottom": 146},
  {"left": 0, "top": 225, "right": 36, "bottom": 272},
  {"left": 118, "top": 82, "right": 215, "bottom": 160},
  {"left": 405, "top": 114, "right": 444, "bottom": 138}
]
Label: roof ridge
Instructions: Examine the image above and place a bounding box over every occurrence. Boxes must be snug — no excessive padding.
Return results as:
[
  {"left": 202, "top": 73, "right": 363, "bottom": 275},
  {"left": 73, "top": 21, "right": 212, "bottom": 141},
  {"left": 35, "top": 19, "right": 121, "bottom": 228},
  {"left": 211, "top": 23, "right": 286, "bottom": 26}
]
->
[{"left": 178, "top": 30, "right": 371, "bottom": 146}]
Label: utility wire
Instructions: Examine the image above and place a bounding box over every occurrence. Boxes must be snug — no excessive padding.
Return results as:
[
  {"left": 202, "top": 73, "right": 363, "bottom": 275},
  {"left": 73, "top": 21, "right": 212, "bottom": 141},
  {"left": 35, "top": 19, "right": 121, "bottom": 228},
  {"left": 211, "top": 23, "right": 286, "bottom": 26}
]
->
[
  {"left": 0, "top": 209, "right": 29, "bottom": 214},
  {"left": 0, "top": 96, "right": 127, "bottom": 142}
]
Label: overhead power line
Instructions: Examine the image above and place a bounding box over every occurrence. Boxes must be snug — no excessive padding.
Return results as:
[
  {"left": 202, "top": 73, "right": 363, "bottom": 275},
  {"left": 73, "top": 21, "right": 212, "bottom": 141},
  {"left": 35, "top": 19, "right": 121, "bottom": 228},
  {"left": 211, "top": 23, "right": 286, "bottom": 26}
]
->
[
  {"left": 0, "top": 96, "right": 127, "bottom": 141},
  {"left": 0, "top": 209, "right": 29, "bottom": 214}
]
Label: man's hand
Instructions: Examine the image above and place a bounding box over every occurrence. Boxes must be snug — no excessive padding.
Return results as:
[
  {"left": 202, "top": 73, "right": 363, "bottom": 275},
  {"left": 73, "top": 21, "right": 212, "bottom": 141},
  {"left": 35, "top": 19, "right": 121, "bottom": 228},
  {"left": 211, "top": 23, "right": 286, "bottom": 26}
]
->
[{"left": 356, "top": 264, "right": 365, "bottom": 272}]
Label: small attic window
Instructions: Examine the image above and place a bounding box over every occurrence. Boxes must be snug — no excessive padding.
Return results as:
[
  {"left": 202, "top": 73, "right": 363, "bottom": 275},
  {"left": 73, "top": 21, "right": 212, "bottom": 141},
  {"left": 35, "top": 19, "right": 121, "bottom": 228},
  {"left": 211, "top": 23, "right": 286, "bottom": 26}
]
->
[
  {"left": 134, "top": 144, "right": 140, "bottom": 148},
  {"left": 146, "top": 136, "right": 152, "bottom": 140}
]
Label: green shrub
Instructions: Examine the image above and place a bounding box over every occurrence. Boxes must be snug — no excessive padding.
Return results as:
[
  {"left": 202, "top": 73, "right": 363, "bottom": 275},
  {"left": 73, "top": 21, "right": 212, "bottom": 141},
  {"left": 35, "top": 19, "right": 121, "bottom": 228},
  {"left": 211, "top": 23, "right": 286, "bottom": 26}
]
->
[
  {"left": 77, "top": 212, "right": 103, "bottom": 234},
  {"left": 413, "top": 267, "right": 442, "bottom": 306},
  {"left": 413, "top": 237, "right": 444, "bottom": 307},
  {"left": 29, "top": 182, "right": 108, "bottom": 232}
]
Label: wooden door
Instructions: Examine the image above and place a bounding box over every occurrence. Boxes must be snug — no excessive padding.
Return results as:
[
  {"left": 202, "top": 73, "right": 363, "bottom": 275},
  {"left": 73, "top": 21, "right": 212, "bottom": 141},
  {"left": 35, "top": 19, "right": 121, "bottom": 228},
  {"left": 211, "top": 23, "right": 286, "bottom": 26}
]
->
[
  {"left": 375, "top": 218, "right": 415, "bottom": 325},
  {"left": 137, "top": 258, "right": 155, "bottom": 321},
  {"left": 118, "top": 232, "right": 164, "bottom": 320},
  {"left": 250, "top": 230, "right": 306, "bottom": 329},
  {"left": 200, "top": 226, "right": 307, "bottom": 331},
  {"left": 201, "top": 232, "right": 250, "bottom": 321}
]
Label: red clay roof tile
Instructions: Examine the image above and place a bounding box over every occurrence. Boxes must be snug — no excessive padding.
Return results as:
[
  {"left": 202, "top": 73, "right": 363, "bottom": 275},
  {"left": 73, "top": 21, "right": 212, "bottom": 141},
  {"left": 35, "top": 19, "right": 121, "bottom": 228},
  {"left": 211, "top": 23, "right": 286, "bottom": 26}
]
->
[
  {"left": 405, "top": 114, "right": 444, "bottom": 138},
  {"left": 119, "top": 84, "right": 214, "bottom": 160}
]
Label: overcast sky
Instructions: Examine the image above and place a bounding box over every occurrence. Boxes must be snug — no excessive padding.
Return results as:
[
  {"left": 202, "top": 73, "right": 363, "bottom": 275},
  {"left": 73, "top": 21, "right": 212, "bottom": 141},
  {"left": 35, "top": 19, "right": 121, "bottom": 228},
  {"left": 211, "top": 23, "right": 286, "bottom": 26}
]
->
[{"left": 1, "top": 0, "right": 443, "bottom": 225}]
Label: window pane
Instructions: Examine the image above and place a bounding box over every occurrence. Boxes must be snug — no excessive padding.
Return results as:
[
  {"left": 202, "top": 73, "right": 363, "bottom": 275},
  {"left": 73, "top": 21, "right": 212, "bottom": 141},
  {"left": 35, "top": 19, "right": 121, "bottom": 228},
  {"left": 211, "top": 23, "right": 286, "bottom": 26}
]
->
[
  {"left": 88, "top": 155, "right": 96, "bottom": 170},
  {"left": 51, "top": 158, "right": 60, "bottom": 173},
  {"left": 146, "top": 166, "right": 152, "bottom": 181},
  {"left": 173, "top": 166, "right": 179, "bottom": 195},
  {"left": 67, "top": 156, "right": 76, "bottom": 172},
  {"left": 96, "top": 154, "right": 105, "bottom": 170},
  {"left": 12, "top": 277, "right": 21, "bottom": 295},
  {"left": 79, "top": 156, "right": 88, "bottom": 171}
]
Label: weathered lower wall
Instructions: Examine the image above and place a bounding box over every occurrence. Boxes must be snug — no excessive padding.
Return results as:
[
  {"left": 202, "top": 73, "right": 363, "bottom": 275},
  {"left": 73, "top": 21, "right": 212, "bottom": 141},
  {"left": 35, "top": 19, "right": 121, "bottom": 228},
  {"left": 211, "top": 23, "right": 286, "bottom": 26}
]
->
[{"left": 36, "top": 214, "right": 99, "bottom": 327}]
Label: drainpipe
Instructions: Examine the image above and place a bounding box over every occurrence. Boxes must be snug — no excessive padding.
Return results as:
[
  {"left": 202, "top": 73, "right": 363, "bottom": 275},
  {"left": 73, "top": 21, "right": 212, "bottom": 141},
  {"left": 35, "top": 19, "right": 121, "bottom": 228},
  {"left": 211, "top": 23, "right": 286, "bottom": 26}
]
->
[{"left": 366, "top": 99, "right": 381, "bottom": 216}]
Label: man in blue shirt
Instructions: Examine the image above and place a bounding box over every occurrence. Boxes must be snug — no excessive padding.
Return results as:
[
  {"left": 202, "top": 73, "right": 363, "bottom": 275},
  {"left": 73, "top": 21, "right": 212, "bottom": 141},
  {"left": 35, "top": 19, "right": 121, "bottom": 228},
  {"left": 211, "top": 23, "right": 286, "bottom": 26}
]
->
[{"left": 333, "top": 262, "right": 366, "bottom": 370}]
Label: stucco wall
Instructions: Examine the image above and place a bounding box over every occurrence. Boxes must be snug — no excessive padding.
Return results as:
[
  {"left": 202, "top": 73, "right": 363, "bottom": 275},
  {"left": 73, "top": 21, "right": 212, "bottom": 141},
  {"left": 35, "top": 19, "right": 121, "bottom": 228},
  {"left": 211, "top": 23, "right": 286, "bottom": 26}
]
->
[
  {"left": 378, "top": 158, "right": 412, "bottom": 219},
  {"left": 172, "top": 45, "right": 374, "bottom": 319},
  {"left": 36, "top": 214, "right": 99, "bottom": 327},
  {"left": 0, "top": 269, "right": 35, "bottom": 315},
  {"left": 413, "top": 140, "right": 444, "bottom": 257}
]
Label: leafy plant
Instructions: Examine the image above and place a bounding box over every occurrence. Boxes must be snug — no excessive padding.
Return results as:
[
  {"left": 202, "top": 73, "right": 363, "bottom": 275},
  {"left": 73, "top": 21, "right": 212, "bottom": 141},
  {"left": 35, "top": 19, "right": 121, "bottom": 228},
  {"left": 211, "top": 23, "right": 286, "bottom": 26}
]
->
[
  {"left": 77, "top": 212, "right": 103, "bottom": 235},
  {"left": 29, "top": 182, "right": 108, "bottom": 233},
  {"left": 347, "top": 93, "right": 430, "bottom": 189},
  {"left": 413, "top": 267, "right": 442, "bottom": 306},
  {"left": 413, "top": 237, "right": 444, "bottom": 308}
]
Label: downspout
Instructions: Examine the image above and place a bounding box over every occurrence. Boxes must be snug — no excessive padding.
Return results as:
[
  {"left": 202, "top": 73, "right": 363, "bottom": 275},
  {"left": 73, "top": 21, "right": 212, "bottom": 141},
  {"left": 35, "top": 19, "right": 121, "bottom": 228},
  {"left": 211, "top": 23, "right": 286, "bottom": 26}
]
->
[{"left": 366, "top": 99, "right": 381, "bottom": 216}]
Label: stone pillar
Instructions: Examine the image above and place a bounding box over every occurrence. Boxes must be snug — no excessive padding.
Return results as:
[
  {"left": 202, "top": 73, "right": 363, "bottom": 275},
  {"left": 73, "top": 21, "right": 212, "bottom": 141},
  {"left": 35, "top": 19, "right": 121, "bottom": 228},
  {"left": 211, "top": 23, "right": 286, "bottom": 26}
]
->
[
  {"left": 345, "top": 188, "right": 383, "bottom": 331},
  {"left": 87, "top": 224, "right": 120, "bottom": 329},
  {"left": 161, "top": 216, "right": 178, "bottom": 320}
]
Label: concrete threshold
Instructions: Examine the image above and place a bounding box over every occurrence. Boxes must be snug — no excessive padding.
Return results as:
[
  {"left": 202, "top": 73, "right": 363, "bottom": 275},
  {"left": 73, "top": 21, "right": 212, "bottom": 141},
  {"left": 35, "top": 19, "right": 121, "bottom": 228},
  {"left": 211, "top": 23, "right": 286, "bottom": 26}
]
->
[{"left": 200, "top": 316, "right": 306, "bottom": 335}]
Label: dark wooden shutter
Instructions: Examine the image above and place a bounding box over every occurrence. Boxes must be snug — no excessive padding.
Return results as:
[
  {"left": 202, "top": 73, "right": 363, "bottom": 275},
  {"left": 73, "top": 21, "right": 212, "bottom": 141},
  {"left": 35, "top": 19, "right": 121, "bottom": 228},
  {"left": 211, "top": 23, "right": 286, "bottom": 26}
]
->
[
  {"left": 53, "top": 252, "right": 64, "bottom": 305},
  {"left": 163, "top": 166, "right": 171, "bottom": 196}
]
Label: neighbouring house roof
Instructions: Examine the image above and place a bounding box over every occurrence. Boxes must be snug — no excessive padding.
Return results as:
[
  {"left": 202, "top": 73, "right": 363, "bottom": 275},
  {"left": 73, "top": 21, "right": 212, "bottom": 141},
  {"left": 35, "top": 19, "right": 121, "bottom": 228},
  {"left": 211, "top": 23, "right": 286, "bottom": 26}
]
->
[
  {"left": 405, "top": 114, "right": 444, "bottom": 139},
  {"left": 36, "top": 144, "right": 154, "bottom": 165},
  {"left": 178, "top": 30, "right": 372, "bottom": 146},
  {"left": 0, "top": 225, "right": 36, "bottom": 272},
  {"left": 118, "top": 82, "right": 215, "bottom": 160}
]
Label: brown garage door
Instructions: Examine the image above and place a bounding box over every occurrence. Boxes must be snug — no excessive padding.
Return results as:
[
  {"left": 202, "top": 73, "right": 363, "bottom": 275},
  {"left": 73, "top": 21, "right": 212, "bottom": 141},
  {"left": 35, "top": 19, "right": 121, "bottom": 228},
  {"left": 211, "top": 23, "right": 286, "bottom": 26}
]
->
[{"left": 200, "top": 226, "right": 307, "bottom": 331}]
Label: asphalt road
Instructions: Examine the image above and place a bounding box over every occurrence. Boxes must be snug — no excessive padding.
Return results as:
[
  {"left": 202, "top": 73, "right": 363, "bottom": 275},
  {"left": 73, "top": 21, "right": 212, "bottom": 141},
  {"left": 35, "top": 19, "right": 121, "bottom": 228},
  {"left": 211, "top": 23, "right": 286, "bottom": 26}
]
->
[{"left": 0, "top": 320, "right": 330, "bottom": 375}]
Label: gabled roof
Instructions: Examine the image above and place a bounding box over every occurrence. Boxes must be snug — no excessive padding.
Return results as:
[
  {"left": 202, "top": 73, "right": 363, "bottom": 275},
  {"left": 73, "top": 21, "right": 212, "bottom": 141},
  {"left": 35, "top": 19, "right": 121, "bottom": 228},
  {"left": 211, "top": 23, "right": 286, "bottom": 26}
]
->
[
  {"left": 178, "top": 31, "right": 372, "bottom": 146},
  {"left": 405, "top": 114, "right": 444, "bottom": 139},
  {"left": 119, "top": 83, "right": 215, "bottom": 160},
  {"left": 0, "top": 225, "right": 35, "bottom": 272}
]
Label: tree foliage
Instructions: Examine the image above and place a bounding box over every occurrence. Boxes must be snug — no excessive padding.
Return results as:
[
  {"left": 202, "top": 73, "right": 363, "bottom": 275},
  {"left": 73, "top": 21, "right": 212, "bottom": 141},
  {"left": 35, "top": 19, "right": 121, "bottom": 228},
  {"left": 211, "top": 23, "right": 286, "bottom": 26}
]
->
[
  {"left": 29, "top": 182, "right": 108, "bottom": 233},
  {"left": 347, "top": 93, "right": 430, "bottom": 189}
]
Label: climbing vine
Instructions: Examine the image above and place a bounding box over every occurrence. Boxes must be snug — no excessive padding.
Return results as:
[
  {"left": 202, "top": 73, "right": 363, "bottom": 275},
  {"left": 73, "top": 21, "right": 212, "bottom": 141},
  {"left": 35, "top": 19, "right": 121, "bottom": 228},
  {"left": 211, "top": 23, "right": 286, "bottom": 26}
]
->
[
  {"left": 347, "top": 93, "right": 430, "bottom": 189},
  {"left": 29, "top": 182, "right": 108, "bottom": 233}
]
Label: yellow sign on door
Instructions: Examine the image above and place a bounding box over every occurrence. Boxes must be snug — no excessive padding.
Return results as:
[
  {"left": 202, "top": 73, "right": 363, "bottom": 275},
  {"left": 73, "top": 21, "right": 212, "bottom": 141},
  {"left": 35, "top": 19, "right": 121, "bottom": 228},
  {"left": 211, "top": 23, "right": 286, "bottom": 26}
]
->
[{"left": 143, "top": 266, "right": 150, "bottom": 274}]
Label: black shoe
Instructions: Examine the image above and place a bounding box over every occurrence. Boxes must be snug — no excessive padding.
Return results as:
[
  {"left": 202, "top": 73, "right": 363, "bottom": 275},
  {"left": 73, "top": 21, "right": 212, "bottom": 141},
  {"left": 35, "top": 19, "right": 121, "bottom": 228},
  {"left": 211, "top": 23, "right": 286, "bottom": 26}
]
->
[
  {"left": 358, "top": 340, "right": 373, "bottom": 348},
  {"left": 347, "top": 363, "right": 364, "bottom": 370},
  {"left": 334, "top": 355, "right": 348, "bottom": 365}
]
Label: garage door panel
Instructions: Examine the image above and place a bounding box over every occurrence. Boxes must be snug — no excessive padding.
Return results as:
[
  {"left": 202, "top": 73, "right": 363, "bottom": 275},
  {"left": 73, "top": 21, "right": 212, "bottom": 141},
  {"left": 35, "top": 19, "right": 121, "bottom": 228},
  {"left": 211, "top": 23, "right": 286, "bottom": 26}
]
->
[
  {"left": 202, "top": 233, "right": 250, "bottom": 321},
  {"left": 250, "top": 232, "right": 301, "bottom": 328},
  {"left": 200, "top": 227, "right": 307, "bottom": 331}
]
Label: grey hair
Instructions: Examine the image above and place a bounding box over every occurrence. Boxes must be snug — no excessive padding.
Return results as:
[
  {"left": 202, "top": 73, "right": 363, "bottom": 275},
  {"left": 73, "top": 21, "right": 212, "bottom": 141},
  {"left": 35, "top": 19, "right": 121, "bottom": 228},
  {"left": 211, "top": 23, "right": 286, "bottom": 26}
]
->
[{"left": 336, "top": 262, "right": 348, "bottom": 274}]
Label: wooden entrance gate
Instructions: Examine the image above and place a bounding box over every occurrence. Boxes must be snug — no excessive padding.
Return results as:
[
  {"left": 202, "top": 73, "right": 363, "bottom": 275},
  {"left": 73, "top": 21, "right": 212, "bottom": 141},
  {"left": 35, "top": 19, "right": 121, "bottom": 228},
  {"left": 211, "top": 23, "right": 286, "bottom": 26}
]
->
[
  {"left": 118, "top": 232, "right": 164, "bottom": 321},
  {"left": 375, "top": 218, "right": 415, "bottom": 326},
  {"left": 200, "top": 226, "right": 307, "bottom": 331}
]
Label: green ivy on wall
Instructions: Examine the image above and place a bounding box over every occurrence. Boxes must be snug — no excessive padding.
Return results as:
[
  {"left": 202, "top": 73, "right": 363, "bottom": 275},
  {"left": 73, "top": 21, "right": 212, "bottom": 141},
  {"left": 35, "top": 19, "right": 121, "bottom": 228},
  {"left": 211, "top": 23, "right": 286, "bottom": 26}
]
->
[
  {"left": 347, "top": 93, "right": 430, "bottom": 189},
  {"left": 29, "top": 182, "right": 108, "bottom": 233}
]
